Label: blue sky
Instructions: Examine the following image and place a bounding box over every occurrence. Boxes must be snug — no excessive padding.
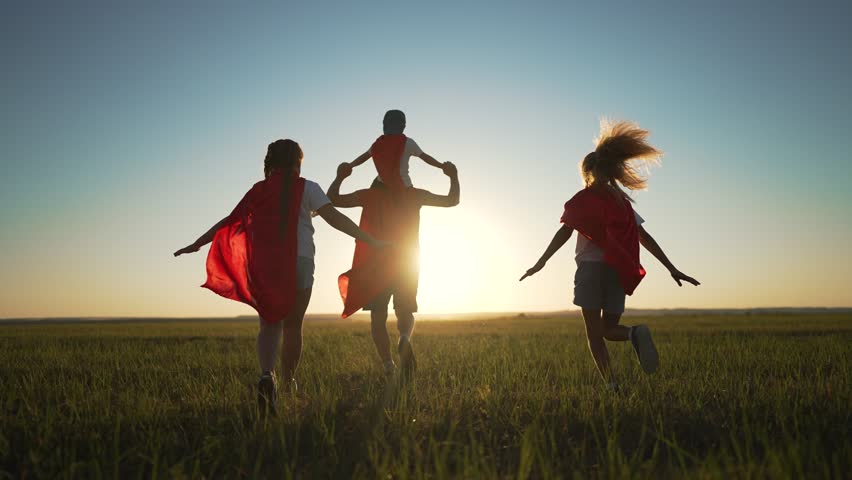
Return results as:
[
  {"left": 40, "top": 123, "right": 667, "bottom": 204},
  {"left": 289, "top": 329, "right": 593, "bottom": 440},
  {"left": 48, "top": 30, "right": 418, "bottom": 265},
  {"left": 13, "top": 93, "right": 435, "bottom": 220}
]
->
[{"left": 1, "top": 1, "right": 851, "bottom": 317}]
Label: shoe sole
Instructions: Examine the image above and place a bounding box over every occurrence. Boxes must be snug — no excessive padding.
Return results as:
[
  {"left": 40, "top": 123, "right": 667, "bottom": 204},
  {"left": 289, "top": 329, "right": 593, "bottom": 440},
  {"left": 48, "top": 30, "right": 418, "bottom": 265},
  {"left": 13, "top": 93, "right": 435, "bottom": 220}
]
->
[{"left": 633, "top": 325, "right": 659, "bottom": 374}]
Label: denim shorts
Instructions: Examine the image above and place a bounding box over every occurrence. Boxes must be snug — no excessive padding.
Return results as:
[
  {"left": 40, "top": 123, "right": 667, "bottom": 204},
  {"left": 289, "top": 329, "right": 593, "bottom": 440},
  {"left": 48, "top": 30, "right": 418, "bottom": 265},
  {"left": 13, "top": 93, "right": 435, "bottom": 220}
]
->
[
  {"left": 296, "top": 257, "right": 315, "bottom": 291},
  {"left": 573, "top": 261, "right": 626, "bottom": 314}
]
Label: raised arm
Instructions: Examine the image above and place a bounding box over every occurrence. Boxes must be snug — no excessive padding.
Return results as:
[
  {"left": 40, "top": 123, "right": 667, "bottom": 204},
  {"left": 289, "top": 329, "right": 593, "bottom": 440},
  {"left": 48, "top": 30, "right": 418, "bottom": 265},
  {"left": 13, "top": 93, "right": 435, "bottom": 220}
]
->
[
  {"left": 638, "top": 226, "right": 700, "bottom": 286},
  {"left": 327, "top": 163, "right": 365, "bottom": 208},
  {"left": 519, "top": 224, "right": 574, "bottom": 281},
  {"left": 416, "top": 162, "right": 460, "bottom": 207},
  {"left": 173, "top": 216, "right": 230, "bottom": 256}
]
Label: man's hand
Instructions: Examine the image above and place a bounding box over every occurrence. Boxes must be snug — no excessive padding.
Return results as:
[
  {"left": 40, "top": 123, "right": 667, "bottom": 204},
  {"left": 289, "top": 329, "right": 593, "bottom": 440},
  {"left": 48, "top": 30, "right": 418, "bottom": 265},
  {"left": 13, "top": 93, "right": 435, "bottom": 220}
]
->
[
  {"left": 441, "top": 161, "right": 457, "bottom": 177},
  {"left": 519, "top": 260, "right": 546, "bottom": 281},
  {"left": 174, "top": 242, "right": 200, "bottom": 257},
  {"left": 337, "top": 162, "right": 353, "bottom": 179},
  {"left": 670, "top": 269, "right": 700, "bottom": 287}
]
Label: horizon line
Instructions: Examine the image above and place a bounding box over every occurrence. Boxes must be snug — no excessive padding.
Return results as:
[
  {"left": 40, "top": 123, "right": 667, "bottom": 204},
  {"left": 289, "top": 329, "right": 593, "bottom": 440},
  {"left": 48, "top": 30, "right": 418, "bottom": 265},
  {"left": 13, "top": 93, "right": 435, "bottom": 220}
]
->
[{"left": 2, "top": 306, "right": 851, "bottom": 323}]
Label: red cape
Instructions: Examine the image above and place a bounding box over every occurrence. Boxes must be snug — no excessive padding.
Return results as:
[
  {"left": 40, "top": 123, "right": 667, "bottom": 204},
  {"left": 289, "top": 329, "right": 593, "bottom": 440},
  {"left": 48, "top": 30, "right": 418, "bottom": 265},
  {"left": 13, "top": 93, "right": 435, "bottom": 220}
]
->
[
  {"left": 203, "top": 172, "right": 305, "bottom": 322},
  {"left": 560, "top": 188, "right": 645, "bottom": 295},
  {"left": 370, "top": 134, "right": 408, "bottom": 192},
  {"left": 338, "top": 186, "right": 420, "bottom": 318}
]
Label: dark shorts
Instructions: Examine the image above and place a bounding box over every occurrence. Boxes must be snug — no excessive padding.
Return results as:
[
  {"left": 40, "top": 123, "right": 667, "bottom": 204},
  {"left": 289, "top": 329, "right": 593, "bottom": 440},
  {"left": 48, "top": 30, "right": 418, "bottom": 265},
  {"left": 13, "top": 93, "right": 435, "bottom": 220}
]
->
[
  {"left": 364, "top": 269, "right": 419, "bottom": 313},
  {"left": 573, "top": 261, "right": 626, "bottom": 314},
  {"left": 296, "top": 257, "right": 315, "bottom": 291}
]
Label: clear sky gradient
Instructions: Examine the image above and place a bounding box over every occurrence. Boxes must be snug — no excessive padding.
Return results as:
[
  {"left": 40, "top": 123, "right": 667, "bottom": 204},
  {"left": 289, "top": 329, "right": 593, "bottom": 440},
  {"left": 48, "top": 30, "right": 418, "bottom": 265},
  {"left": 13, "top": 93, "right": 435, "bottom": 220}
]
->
[{"left": 2, "top": 1, "right": 851, "bottom": 318}]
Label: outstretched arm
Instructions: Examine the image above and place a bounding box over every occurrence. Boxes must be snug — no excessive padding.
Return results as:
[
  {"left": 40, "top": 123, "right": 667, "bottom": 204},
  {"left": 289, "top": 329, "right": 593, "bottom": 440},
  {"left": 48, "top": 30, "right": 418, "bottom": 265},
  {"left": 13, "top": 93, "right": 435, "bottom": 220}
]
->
[
  {"left": 417, "top": 162, "right": 460, "bottom": 207},
  {"left": 418, "top": 152, "right": 444, "bottom": 169},
  {"left": 519, "top": 224, "right": 574, "bottom": 281},
  {"left": 639, "top": 226, "right": 700, "bottom": 286},
  {"left": 327, "top": 163, "right": 365, "bottom": 208},
  {"left": 173, "top": 216, "right": 230, "bottom": 256},
  {"left": 316, "top": 204, "right": 385, "bottom": 247}
]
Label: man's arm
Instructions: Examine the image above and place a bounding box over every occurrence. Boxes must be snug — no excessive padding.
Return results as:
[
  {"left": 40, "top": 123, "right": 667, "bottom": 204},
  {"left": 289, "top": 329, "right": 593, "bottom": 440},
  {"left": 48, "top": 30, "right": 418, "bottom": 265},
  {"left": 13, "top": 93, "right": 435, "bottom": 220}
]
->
[
  {"left": 327, "top": 163, "right": 365, "bottom": 208},
  {"left": 418, "top": 152, "right": 444, "bottom": 169},
  {"left": 349, "top": 151, "right": 371, "bottom": 168},
  {"left": 519, "top": 225, "right": 574, "bottom": 281},
  {"left": 417, "top": 162, "right": 460, "bottom": 207},
  {"left": 638, "top": 226, "right": 700, "bottom": 286},
  {"left": 174, "top": 216, "right": 230, "bottom": 256}
]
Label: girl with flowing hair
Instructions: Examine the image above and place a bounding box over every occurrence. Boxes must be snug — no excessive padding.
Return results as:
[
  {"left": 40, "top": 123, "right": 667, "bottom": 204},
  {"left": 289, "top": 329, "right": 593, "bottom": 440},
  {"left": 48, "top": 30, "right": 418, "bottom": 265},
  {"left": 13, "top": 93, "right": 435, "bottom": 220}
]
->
[
  {"left": 174, "top": 139, "right": 386, "bottom": 413},
  {"left": 520, "top": 120, "right": 699, "bottom": 389}
]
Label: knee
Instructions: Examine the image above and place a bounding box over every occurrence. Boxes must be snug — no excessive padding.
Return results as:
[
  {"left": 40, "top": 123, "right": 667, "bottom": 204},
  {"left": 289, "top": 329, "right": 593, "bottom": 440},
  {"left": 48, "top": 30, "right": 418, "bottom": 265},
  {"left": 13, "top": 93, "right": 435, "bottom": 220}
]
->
[
  {"left": 602, "top": 329, "right": 620, "bottom": 341},
  {"left": 282, "top": 319, "right": 303, "bottom": 336},
  {"left": 394, "top": 309, "right": 413, "bottom": 322}
]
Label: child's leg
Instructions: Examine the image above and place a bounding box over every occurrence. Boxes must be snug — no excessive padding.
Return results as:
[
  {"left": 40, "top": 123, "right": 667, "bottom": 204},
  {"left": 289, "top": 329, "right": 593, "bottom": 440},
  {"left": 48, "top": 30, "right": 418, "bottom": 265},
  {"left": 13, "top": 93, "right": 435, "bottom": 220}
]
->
[
  {"left": 257, "top": 320, "right": 283, "bottom": 373},
  {"left": 602, "top": 312, "right": 630, "bottom": 341},
  {"left": 370, "top": 307, "right": 393, "bottom": 364},
  {"left": 280, "top": 288, "right": 312, "bottom": 382},
  {"left": 581, "top": 308, "right": 613, "bottom": 380}
]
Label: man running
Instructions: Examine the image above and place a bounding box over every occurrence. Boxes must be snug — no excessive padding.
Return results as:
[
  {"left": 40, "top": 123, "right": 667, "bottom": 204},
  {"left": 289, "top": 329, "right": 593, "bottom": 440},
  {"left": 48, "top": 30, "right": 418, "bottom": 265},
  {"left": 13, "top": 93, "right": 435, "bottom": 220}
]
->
[{"left": 328, "top": 161, "right": 460, "bottom": 378}]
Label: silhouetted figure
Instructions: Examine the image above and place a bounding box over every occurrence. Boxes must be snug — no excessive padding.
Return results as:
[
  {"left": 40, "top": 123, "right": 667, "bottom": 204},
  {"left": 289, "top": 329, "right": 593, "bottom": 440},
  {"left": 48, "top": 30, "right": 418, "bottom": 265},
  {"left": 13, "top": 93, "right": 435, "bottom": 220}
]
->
[
  {"left": 174, "top": 139, "right": 385, "bottom": 414},
  {"left": 520, "top": 120, "right": 699, "bottom": 390},
  {"left": 329, "top": 161, "right": 460, "bottom": 379}
]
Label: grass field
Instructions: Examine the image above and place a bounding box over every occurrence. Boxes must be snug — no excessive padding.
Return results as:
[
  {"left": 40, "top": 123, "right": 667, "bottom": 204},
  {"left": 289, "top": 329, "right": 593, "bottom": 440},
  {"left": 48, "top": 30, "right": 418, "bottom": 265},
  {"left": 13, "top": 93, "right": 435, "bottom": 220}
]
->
[{"left": 1, "top": 314, "right": 850, "bottom": 479}]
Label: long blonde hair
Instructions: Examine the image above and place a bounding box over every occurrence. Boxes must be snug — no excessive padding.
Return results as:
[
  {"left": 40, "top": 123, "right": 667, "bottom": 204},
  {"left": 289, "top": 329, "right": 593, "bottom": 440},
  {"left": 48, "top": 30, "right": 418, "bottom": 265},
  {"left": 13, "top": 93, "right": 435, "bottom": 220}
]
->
[{"left": 581, "top": 119, "right": 662, "bottom": 202}]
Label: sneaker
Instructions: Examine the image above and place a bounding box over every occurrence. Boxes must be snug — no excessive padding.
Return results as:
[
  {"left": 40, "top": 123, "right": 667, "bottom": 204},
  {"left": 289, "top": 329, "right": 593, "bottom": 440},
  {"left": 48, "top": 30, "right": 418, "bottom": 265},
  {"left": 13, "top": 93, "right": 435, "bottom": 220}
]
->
[
  {"left": 383, "top": 360, "right": 397, "bottom": 379},
  {"left": 257, "top": 372, "right": 278, "bottom": 414},
  {"left": 630, "top": 325, "right": 659, "bottom": 374},
  {"left": 398, "top": 337, "right": 417, "bottom": 377}
]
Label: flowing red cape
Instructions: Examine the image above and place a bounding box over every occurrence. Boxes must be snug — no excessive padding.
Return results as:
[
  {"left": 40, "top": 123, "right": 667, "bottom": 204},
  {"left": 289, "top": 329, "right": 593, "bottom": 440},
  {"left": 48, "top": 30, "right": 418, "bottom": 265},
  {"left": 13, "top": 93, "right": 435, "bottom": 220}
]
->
[
  {"left": 202, "top": 173, "right": 305, "bottom": 322},
  {"left": 338, "top": 186, "right": 420, "bottom": 318},
  {"left": 370, "top": 134, "right": 408, "bottom": 192},
  {"left": 560, "top": 188, "right": 645, "bottom": 295}
]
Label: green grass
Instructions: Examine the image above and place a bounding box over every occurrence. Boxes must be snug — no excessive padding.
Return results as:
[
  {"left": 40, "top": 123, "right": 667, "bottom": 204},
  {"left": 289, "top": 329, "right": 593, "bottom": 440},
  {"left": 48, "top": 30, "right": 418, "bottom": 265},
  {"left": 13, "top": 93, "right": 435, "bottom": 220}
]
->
[{"left": 1, "top": 314, "right": 850, "bottom": 479}]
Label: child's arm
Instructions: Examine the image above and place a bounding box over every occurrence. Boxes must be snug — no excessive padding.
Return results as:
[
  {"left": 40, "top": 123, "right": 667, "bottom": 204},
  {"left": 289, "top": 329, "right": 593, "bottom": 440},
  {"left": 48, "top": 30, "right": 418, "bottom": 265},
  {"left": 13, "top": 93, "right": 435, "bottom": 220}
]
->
[
  {"left": 173, "top": 216, "right": 230, "bottom": 256},
  {"left": 316, "top": 204, "right": 387, "bottom": 248},
  {"left": 418, "top": 152, "right": 444, "bottom": 169},
  {"left": 519, "top": 225, "right": 574, "bottom": 281},
  {"left": 348, "top": 151, "right": 371, "bottom": 168},
  {"left": 327, "top": 163, "right": 366, "bottom": 208},
  {"left": 638, "top": 226, "right": 700, "bottom": 286}
]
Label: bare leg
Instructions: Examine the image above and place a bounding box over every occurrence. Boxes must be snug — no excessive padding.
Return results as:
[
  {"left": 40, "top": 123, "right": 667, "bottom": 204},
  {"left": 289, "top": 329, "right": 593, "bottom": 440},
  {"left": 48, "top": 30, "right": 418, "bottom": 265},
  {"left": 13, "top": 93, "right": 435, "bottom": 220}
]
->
[
  {"left": 370, "top": 308, "right": 393, "bottom": 364},
  {"left": 280, "top": 288, "right": 312, "bottom": 382},
  {"left": 257, "top": 320, "right": 283, "bottom": 372},
  {"left": 602, "top": 312, "right": 630, "bottom": 341},
  {"left": 581, "top": 308, "right": 613, "bottom": 381},
  {"left": 395, "top": 309, "right": 417, "bottom": 375},
  {"left": 395, "top": 309, "right": 415, "bottom": 340}
]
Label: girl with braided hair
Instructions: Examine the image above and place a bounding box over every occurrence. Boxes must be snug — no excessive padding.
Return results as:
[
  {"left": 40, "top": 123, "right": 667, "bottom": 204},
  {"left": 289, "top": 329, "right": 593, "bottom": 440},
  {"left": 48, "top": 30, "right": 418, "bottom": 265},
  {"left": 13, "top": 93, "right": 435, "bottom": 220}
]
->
[
  {"left": 175, "top": 139, "right": 386, "bottom": 413},
  {"left": 520, "top": 120, "right": 699, "bottom": 389}
]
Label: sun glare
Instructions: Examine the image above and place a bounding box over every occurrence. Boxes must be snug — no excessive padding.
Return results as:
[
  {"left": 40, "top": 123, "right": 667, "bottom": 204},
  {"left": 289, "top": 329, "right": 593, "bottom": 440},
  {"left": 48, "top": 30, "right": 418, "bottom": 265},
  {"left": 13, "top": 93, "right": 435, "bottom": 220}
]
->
[{"left": 416, "top": 210, "right": 501, "bottom": 313}]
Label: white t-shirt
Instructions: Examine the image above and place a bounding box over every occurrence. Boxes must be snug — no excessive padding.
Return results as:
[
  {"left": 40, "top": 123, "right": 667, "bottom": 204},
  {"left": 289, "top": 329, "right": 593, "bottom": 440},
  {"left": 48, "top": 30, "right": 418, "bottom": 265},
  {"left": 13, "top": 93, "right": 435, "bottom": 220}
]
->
[
  {"left": 575, "top": 211, "right": 644, "bottom": 262},
  {"left": 368, "top": 137, "right": 424, "bottom": 188},
  {"left": 297, "top": 180, "right": 331, "bottom": 259}
]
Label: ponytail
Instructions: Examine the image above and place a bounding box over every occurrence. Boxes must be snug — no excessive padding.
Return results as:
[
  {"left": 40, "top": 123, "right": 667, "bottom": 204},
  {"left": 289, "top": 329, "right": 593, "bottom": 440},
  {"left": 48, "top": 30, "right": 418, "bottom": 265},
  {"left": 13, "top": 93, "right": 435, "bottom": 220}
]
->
[
  {"left": 581, "top": 119, "right": 661, "bottom": 202},
  {"left": 263, "top": 139, "right": 303, "bottom": 236}
]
